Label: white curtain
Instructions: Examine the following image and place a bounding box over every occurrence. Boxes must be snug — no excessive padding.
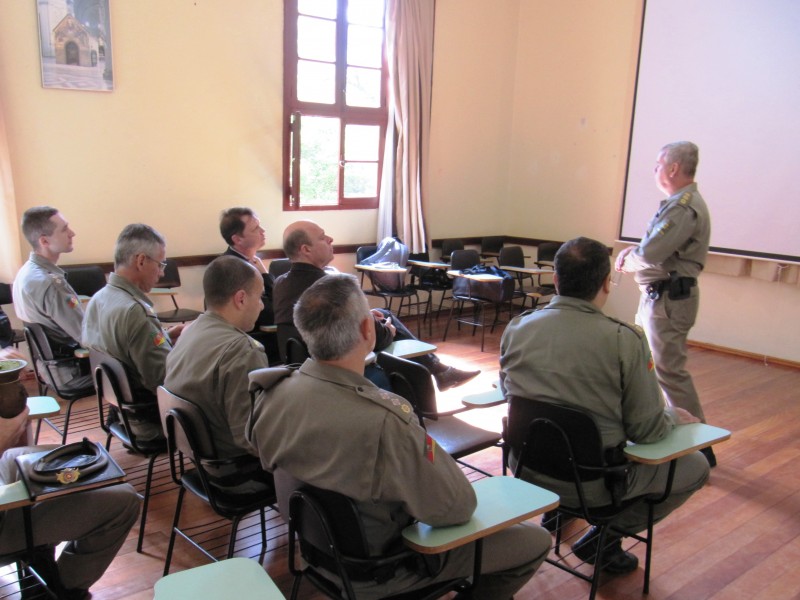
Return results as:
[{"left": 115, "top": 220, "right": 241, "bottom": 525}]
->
[
  {"left": 0, "top": 97, "right": 21, "bottom": 282},
  {"left": 378, "top": 0, "right": 435, "bottom": 253}
]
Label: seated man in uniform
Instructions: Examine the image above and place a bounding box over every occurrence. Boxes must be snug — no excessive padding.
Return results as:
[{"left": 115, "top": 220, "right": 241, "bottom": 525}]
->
[
  {"left": 0, "top": 410, "right": 139, "bottom": 600},
  {"left": 501, "top": 236, "right": 709, "bottom": 574},
  {"left": 248, "top": 274, "right": 551, "bottom": 599},
  {"left": 274, "top": 220, "right": 479, "bottom": 390},
  {"left": 13, "top": 206, "right": 91, "bottom": 388},
  {"left": 219, "top": 207, "right": 279, "bottom": 364},
  {"left": 164, "top": 256, "right": 272, "bottom": 493},
  {"left": 82, "top": 224, "right": 184, "bottom": 441}
]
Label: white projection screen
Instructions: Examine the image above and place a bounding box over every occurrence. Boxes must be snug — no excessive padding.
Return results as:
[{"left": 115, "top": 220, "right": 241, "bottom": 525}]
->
[{"left": 620, "top": 0, "right": 800, "bottom": 263}]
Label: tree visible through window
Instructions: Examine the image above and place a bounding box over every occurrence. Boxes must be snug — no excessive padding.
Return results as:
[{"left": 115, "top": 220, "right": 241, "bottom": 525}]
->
[{"left": 284, "top": 0, "right": 388, "bottom": 210}]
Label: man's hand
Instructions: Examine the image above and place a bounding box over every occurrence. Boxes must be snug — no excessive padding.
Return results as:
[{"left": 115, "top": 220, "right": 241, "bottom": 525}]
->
[
  {"left": 167, "top": 323, "right": 187, "bottom": 343},
  {"left": 615, "top": 246, "right": 635, "bottom": 272},
  {"left": 371, "top": 309, "right": 396, "bottom": 339},
  {"left": 0, "top": 408, "right": 29, "bottom": 453},
  {"left": 674, "top": 407, "right": 700, "bottom": 425},
  {"left": 0, "top": 347, "right": 25, "bottom": 361}
]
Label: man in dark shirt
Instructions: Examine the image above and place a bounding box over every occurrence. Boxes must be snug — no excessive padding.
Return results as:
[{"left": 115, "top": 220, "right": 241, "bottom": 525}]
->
[
  {"left": 219, "top": 207, "right": 279, "bottom": 364},
  {"left": 273, "top": 220, "right": 479, "bottom": 391}
]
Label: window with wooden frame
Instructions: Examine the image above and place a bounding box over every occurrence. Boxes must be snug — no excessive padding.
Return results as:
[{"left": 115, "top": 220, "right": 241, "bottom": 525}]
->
[{"left": 283, "top": 0, "right": 388, "bottom": 210}]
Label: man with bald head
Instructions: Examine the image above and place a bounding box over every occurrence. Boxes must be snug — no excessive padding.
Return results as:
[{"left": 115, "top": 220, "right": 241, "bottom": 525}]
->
[{"left": 273, "top": 221, "right": 479, "bottom": 390}]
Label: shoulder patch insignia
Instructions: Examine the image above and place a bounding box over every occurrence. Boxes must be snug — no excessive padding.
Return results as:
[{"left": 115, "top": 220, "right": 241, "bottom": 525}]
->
[
  {"left": 67, "top": 296, "right": 80, "bottom": 309},
  {"left": 425, "top": 434, "right": 436, "bottom": 463},
  {"left": 152, "top": 330, "right": 167, "bottom": 347},
  {"left": 647, "top": 356, "right": 655, "bottom": 371},
  {"left": 679, "top": 192, "right": 692, "bottom": 205},
  {"left": 250, "top": 337, "right": 264, "bottom": 351}
]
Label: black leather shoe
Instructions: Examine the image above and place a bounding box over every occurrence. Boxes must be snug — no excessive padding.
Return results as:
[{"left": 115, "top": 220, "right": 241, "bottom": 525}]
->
[
  {"left": 571, "top": 526, "right": 639, "bottom": 574},
  {"left": 701, "top": 446, "right": 717, "bottom": 468},
  {"left": 434, "top": 366, "right": 480, "bottom": 391}
]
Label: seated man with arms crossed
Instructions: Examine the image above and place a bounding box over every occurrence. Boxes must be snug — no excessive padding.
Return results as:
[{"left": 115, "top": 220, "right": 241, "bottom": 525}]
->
[
  {"left": 0, "top": 409, "right": 139, "bottom": 600},
  {"left": 274, "top": 220, "right": 479, "bottom": 390},
  {"left": 248, "top": 274, "right": 551, "bottom": 599},
  {"left": 501, "top": 237, "right": 709, "bottom": 574},
  {"left": 164, "top": 256, "right": 272, "bottom": 493},
  {"left": 13, "top": 206, "right": 92, "bottom": 388},
  {"left": 82, "top": 224, "right": 184, "bottom": 441}
]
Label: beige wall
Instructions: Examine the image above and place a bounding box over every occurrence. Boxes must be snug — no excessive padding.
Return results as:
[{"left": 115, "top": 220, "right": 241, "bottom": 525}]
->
[{"left": 1, "top": 1, "right": 797, "bottom": 362}]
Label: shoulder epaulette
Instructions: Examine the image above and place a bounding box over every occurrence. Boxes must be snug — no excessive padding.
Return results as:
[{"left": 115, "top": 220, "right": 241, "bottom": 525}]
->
[
  {"left": 678, "top": 191, "right": 692, "bottom": 206},
  {"left": 607, "top": 315, "right": 645, "bottom": 338}
]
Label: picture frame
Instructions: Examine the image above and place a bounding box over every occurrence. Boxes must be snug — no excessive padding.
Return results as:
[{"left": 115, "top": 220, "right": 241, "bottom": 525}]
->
[{"left": 36, "top": 0, "right": 114, "bottom": 92}]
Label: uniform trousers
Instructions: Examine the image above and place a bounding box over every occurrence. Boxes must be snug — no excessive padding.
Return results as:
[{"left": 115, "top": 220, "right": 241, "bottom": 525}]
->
[
  {"left": 0, "top": 447, "right": 140, "bottom": 591},
  {"left": 515, "top": 451, "right": 709, "bottom": 536},
  {"left": 637, "top": 285, "right": 706, "bottom": 422}
]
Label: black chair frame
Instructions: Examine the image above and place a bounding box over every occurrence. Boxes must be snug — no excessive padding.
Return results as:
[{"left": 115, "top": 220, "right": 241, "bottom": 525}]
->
[
  {"left": 507, "top": 397, "right": 675, "bottom": 599},
  {"left": 377, "top": 352, "right": 503, "bottom": 477},
  {"left": 91, "top": 349, "right": 167, "bottom": 553},
  {"left": 23, "top": 323, "right": 96, "bottom": 445},
  {"left": 158, "top": 387, "right": 277, "bottom": 575},
  {"left": 287, "top": 483, "right": 467, "bottom": 600},
  {"left": 155, "top": 259, "right": 202, "bottom": 324},
  {"left": 408, "top": 251, "right": 452, "bottom": 336}
]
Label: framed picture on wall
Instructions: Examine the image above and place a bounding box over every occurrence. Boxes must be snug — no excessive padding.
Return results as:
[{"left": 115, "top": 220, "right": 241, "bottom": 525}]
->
[{"left": 36, "top": 0, "right": 114, "bottom": 92}]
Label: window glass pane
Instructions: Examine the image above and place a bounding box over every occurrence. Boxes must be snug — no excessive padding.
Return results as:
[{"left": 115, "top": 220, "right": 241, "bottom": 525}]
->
[
  {"left": 300, "top": 116, "right": 340, "bottom": 207},
  {"left": 344, "top": 162, "right": 378, "bottom": 198},
  {"left": 298, "top": 16, "right": 336, "bottom": 62},
  {"left": 298, "top": 0, "right": 337, "bottom": 19},
  {"left": 297, "top": 60, "right": 336, "bottom": 104},
  {"left": 346, "top": 66, "right": 381, "bottom": 107},
  {"left": 348, "top": 0, "right": 384, "bottom": 27},
  {"left": 347, "top": 24, "right": 383, "bottom": 68},
  {"left": 344, "top": 124, "right": 379, "bottom": 161}
]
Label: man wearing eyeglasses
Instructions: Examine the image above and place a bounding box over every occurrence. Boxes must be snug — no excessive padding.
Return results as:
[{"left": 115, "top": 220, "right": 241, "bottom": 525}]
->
[
  {"left": 82, "top": 223, "right": 184, "bottom": 441},
  {"left": 13, "top": 206, "right": 92, "bottom": 389}
]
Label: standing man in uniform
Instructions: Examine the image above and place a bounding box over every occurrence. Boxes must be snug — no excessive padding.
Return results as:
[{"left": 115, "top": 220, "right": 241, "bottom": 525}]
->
[
  {"left": 219, "top": 207, "right": 279, "bottom": 364},
  {"left": 82, "top": 224, "right": 184, "bottom": 441},
  {"left": 164, "top": 256, "right": 273, "bottom": 494},
  {"left": 248, "top": 274, "right": 551, "bottom": 599},
  {"left": 615, "top": 141, "right": 715, "bottom": 466},
  {"left": 13, "top": 206, "right": 91, "bottom": 388}
]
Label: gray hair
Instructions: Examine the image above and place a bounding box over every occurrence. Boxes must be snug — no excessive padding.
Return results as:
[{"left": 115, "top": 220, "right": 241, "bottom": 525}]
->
[
  {"left": 21, "top": 206, "right": 59, "bottom": 249},
  {"left": 294, "top": 274, "right": 369, "bottom": 361},
  {"left": 662, "top": 141, "right": 699, "bottom": 178},
  {"left": 114, "top": 224, "right": 166, "bottom": 268}
]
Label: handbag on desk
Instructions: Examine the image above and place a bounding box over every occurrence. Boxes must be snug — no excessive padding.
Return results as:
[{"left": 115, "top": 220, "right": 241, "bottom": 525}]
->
[{"left": 453, "top": 265, "right": 515, "bottom": 303}]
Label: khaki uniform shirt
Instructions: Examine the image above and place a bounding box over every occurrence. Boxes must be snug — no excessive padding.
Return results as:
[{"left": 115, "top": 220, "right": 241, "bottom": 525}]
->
[
  {"left": 13, "top": 253, "right": 84, "bottom": 350},
  {"left": 500, "top": 296, "right": 677, "bottom": 450},
  {"left": 625, "top": 182, "right": 711, "bottom": 284},
  {"left": 165, "top": 312, "right": 268, "bottom": 458},
  {"left": 247, "top": 360, "right": 476, "bottom": 555},
  {"left": 82, "top": 273, "right": 172, "bottom": 397}
]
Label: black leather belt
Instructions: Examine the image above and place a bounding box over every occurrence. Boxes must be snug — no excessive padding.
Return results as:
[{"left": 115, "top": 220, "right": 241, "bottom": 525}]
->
[{"left": 646, "top": 276, "right": 696, "bottom": 300}]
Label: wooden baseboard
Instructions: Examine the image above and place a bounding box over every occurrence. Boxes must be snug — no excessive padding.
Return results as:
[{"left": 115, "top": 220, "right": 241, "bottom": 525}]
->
[{"left": 688, "top": 340, "right": 800, "bottom": 369}]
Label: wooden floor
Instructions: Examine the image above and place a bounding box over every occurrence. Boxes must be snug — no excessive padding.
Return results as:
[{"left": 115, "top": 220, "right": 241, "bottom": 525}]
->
[{"left": 15, "top": 310, "right": 800, "bottom": 600}]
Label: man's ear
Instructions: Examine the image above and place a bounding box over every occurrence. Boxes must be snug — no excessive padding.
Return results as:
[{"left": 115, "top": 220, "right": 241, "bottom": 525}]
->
[
  {"left": 233, "top": 289, "right": 247, "bottom": 308},
  {"left": 553, "top": 272, "right": 560, "bottom": 295},
  {"left": 359, "top": 315, "right": 373, "bottom": 341}
]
